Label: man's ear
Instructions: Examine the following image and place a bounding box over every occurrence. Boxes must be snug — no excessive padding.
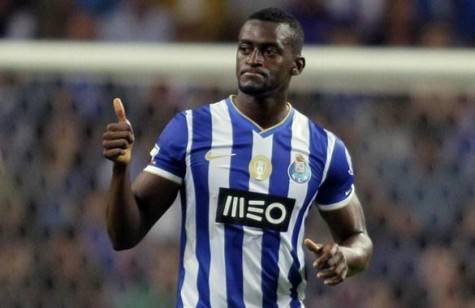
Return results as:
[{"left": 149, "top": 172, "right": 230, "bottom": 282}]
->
[{"left": 291, "top": 56, "right": 305, "bottom": 76}]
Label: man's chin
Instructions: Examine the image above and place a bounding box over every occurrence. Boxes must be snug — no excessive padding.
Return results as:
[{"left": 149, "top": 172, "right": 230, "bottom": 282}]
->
[{"left": 238, "top": 84, "right": 268, "bottom": 96}]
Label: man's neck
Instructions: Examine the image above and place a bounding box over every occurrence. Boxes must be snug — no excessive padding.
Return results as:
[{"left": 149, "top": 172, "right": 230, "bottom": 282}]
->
[{"left": 233, "top": 92, "right": 290, "bottom": 130}]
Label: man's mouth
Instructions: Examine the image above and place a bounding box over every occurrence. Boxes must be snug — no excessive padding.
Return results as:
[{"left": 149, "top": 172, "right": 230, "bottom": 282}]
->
[{"left": 241, "top": 70, "right": 266, "bottom": 78}]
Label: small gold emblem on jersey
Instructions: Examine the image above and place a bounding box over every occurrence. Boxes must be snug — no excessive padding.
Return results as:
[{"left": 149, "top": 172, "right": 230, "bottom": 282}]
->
[
  {"left": 288, "top": 154, "right": 311, "bottom": 183},
  {"left": 249, "top": 155, "right": 272, "bottom": 181}
]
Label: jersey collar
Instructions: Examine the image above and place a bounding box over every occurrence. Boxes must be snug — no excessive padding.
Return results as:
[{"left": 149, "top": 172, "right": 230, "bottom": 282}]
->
[{"left": 226, "top": 95, "right": 294, "bottom": 137}]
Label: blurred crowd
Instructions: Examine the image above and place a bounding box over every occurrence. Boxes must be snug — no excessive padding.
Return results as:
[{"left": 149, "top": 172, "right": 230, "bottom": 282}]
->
[
  {"left": 1, "top": 0, "right": 475, "bottom": 46},
  {"left": 1, "top": 0, "right": 475, "bottom": 308},
  {"left": 1, "top": 76, "right": 474, "bottom": 308}
]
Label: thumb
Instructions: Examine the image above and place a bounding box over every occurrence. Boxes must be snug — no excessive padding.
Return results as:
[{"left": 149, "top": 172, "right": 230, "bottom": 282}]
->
[
  {"left": 304, "top": 238, "right": 323, "bottom": 254},
  {"left": 113, "top": 97, "right": 127, "bottom": 122}
]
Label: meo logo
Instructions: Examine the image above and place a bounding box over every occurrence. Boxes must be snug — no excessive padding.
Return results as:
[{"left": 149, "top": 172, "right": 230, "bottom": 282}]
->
[{"left": 216, "top": 188, "right": 295, "bottom": 232}]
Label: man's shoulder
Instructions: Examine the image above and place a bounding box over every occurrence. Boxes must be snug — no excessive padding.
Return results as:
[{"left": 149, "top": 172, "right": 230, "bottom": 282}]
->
[
  {"left": 292, "top": 108, "right": 349, "bottom": 150},
  {"left": 292, "top": 108, "right": 328, "bottom": 138},
  {"left": 167, "top": 97, "right": 230, "bottom": 129},
  {"left": 185, "top": 97, "right": 229, "bottom": 114}
]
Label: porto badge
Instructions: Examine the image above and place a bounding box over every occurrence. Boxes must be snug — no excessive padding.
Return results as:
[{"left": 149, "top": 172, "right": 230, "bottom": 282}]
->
[{"left": 288, "top": 154, "right": 311, "bottom": 183}]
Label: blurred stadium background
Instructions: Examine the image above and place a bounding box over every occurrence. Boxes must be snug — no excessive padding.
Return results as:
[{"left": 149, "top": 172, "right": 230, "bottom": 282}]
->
[{"left": 1, "top": 0, "right": 475, "bottom": 307}]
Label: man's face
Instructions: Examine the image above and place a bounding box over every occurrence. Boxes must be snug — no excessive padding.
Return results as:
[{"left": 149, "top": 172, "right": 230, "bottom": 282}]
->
[{"left": 236, "top": 20, "right": 299, "bottom": 96}]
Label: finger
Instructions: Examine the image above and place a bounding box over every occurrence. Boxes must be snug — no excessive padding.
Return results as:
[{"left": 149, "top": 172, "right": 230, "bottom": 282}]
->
[
  {"left": 322, "top": 264, "right": 347, "bottom": 286},
  {"left": 103, "top": 148, "right": 125, "bottom": 159},
  {"left": 315, "top": 244, "right": 339, "bottom": 269},
  {"left": 315, "top": 252, "right": 332, "bottom": 269},
  {"left": 103, "top": 139, "right": 129, "bottom": 150},
  {"left": 102, "top": 131, "right": 134, "bottom": 143},
  {"left": 327, "top": 253, "right": 343, "bottom": 267},
  {"left": 304, "top": 238, "right": 323, "bottom": 254},
  {"left": 330, "top": 244, "right": 338, "bottom": 255},
  {"left": 113, "top": 98, "right": 127, "bottom": 122},
  {"left": 106, "top": 123, "right": 132, "bottom": 132},
  {"left": 324, "top": 275, "right": 345, "bottom": 286},
  {"left": 334, "top": 263, "right": 348, "bottom": 278},
  {"left": 316, "top": 268, "right": 336, "bottom": 279}
]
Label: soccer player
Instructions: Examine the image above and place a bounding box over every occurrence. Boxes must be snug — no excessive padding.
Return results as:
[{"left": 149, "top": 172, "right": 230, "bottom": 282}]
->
[{"left": 103, "top": 7, "right": 373, "bottom": 307}]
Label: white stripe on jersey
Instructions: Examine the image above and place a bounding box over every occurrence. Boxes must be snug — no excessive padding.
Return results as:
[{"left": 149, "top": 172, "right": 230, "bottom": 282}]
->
[
  {"left": 321, "top": 130, "right": 336, "bottom": 185},
  {"left": 277, "top": 110, "right": 312, "bottom": 306},
  {"left": 143, "top": 165, "right": 182, "bottom": 184},
  {"left": 241, "top": 131, "right": 274, "bottom": 307},
  {"left": 208, "top": 101, "right": 231, "bottom": 307},
  {"left": 180, "top": 110, "right": 199, "bottom": 307},
  {"left": 168, "top": 98, "right": 353, "bottom": 307}
]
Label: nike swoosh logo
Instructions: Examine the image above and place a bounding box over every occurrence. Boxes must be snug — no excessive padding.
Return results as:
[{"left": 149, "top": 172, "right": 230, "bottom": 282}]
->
[{"left": 205, "top": 152, "right": 236, "bottom": 161}]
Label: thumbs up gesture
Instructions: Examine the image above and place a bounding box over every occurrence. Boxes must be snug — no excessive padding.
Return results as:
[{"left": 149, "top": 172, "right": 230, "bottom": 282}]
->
[{"left": 102, "top": 98, "right": 134, "bottom": 164}]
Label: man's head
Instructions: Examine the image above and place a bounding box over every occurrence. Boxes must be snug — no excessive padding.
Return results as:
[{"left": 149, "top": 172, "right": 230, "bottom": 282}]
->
[
  {"left": 236, "top": 8, "right": 306, "bottom": 97},
  {"left": 247, "top": 8, "right": 304, "bottom": 56}
]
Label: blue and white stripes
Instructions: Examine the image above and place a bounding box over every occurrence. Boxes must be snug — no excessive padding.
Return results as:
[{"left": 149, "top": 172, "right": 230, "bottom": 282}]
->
[{"left": 145, "top": 97, "right": 355, "bottom": 307}]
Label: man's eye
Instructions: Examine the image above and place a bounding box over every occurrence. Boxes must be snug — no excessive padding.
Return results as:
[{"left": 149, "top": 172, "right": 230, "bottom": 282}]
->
[
  {"left": 264, "top": 48, "right": 278, "bottom": 56},
  {"left": 239, "top": 45, "right": 252, "bottom": 54}
]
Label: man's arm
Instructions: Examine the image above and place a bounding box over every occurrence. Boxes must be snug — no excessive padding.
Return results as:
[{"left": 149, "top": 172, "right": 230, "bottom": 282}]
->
[
  {"left": 106, "top": 165, "right": 180, "bottom": 250},
  {"left": 103, "top": 98, "right": 180, "bottom": 250},
  {"left": 305, "top": 194, "right": 373, "bottom": 285}
]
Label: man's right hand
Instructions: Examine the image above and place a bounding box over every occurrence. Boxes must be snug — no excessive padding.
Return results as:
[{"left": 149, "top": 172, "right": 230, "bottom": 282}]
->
[{"left": 102, "top": 98, "right": 134, "bottom": 164}]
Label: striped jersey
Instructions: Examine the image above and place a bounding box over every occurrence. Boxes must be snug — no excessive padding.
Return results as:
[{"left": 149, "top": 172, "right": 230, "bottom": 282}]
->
[{"left": 144, "top": 96, "right": 355, "bottom": 308}]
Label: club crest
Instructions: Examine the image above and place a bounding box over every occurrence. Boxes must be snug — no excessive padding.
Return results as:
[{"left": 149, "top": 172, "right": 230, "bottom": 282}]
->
[{"left": 288, "top": 154, "right": 311, "bottom": 183}]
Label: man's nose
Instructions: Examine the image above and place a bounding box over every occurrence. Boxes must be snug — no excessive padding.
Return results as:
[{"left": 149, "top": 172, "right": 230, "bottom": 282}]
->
[{"left": 247, "top": 48, "right": 264, "bottom": 65}]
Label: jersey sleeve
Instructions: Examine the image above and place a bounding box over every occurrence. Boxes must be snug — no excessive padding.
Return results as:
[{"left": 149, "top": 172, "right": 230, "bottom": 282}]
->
[
  {"left": 144, "top": 112, "right": 188, "bottom": 184},
  {"left": 315, "top": 137, "right": 355, "bottom": 211}
]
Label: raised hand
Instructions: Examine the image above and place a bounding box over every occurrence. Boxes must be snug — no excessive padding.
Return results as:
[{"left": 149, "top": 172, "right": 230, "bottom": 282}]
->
[
  {"left": 304, "top": 238, "right": 348, "bottom": 286},
  {"left": 102, "top": 98, "right": 134, "bottom": 164}
]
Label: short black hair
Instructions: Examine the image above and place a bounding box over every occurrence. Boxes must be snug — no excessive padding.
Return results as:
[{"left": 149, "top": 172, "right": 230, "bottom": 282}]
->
[{"left": 247, "top": 7, "right": 304, "bottom": 55}]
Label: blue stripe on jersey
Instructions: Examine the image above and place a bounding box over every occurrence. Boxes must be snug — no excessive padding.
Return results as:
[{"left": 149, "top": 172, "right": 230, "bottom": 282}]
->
[
  {"left": 151, "top": 112, "right": 188, "bottom": 178},
  {"left": 315, "top": 138, "right": 354, "bottom": 205},
  {"left": 224, "top": 98, "right": 252, "bottom": 308},
  {"left": 176, "top": 186, "right": 187, "bottom": 308},
  {"left": 262, "top": 118, "right": 293, "bottom": 308},
  {"left": 190, "top": 107, "right": 212, "bottom": 307},
  {"left": 288, "top": 122, "right": 328, "bottom": 307},
  {"left": 227, "top": 97, "right": 262, "bottom": 133}
]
